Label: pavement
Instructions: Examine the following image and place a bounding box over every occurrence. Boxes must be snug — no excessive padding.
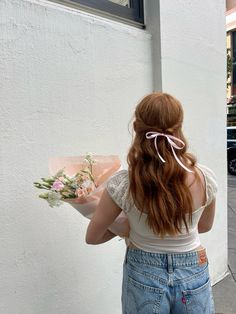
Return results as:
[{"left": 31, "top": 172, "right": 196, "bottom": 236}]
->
[{"left": 212, "top": 174, "right": 236, "bottom": 314}]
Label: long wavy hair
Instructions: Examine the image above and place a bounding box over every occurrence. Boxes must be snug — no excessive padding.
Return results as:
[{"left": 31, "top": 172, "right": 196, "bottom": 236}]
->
[{"left": 127, "top": 92, "right": 202, "bottom": 237}]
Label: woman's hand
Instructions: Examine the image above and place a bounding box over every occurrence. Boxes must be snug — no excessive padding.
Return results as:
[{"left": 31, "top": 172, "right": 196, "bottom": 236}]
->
[{"left": 86, "top": 189, "right": 129, "bottom": 244}]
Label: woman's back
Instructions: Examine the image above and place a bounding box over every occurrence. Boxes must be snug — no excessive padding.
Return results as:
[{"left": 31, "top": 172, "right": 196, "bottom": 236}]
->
[{"left": 107, "top": 163, "right": 217, "bottom": 253}]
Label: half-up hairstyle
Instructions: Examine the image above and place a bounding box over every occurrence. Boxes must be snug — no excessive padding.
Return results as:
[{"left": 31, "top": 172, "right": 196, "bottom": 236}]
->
[{"left": 127, "top": 92, "right": 202, "bottom": 237}]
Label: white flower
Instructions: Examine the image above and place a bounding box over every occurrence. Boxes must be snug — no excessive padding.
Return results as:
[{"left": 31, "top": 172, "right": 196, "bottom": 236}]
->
[
  {"left": 82, "top": 179, "right": 96, "bottom": 194},
  {"left": 82, "top": 179, "right": 92, "bottom": 189},
  {"left": 84, "top": 153, "right": 96, "bottom": 164},
  {"left": 47, "top": 190, "right": 62, "bottom": 208}
]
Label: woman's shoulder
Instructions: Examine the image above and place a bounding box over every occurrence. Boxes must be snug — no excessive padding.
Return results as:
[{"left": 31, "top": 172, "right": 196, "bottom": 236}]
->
[
  {"left": 106, "top": 169, "right": 129, "bottom": 197},
  {"left": 195, "top": 163, "right": 218, "bottom": 204},
  {"left": 195, "top": 163, "right": 217, "bottom": 185},
  {"left": 106, "top": 169, "right": 130, "bottom": 211},
  {"left": 196, "top": 163, "right": 216, "bottom": 176}
]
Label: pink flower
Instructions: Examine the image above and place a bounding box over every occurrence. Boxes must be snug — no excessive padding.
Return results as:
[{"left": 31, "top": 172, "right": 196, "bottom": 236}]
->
[
  {"left": 52, "top": 180, "right": 64, "bottom": 191},
  {"left": 75, "top": 187, "right": 88, "bottom": 198}
]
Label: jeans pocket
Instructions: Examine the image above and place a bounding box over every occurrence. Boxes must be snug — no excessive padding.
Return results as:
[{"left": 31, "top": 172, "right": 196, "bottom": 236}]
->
[
  {"left": 182, "top": 278, "right": 215, "bottom": 314},
  {"left": 125, "top": 275, "right": 164, "bottom": 314}
]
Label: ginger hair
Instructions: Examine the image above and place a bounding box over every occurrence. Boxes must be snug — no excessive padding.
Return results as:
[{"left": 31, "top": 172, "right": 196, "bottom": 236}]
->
[{"left": 127, "top": 92, "right": 201, "bottom": 237}]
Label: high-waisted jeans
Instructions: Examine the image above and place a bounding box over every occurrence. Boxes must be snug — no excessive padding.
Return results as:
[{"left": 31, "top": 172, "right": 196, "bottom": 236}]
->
[{"left": 122, "top": 247, "right": 215, "bottom": 314}]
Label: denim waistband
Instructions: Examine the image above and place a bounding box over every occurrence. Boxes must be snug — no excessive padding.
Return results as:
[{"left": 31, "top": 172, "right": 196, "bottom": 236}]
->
[{"left": 125, "top": 247, "right": 208, "bottom": 268}]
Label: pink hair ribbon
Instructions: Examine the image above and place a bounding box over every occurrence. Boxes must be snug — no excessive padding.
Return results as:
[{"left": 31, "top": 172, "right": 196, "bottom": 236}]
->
[{"left": 145, "top": 132, "right": 194, "bottom": 173}]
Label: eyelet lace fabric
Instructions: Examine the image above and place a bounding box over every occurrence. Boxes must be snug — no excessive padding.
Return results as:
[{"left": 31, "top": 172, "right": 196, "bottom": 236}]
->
[{"left": 106, "top": 170, "right": 133, "bottom": 213}]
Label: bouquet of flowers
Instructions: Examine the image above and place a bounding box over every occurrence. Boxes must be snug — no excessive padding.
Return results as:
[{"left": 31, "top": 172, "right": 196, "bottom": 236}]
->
[{"left": 34, "top": 154, "right": 129, "bottom": 237}]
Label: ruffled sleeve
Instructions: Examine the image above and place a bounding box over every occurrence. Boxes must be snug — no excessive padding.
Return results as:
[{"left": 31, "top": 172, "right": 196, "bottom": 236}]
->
[
  {"left": 197, "top": 164, "right": 218, "bottom": 206},
  {"left": 106, "top": 169, "right": 132, "bottom": 213}
]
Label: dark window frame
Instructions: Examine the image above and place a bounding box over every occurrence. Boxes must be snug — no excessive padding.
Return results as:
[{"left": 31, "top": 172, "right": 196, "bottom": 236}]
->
[{"left": 67, "top": 0, "right": 144, "bottom": 26}]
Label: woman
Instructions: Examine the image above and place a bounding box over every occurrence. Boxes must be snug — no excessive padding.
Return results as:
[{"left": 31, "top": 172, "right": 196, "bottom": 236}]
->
[{"left": 86, "top": 92, "right": 217, "bottom": 313}]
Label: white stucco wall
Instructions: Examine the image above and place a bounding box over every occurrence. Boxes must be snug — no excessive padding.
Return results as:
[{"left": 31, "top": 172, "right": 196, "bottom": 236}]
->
[
  {"left": 0, "top": 0, "right": 226, "bottom": 313},
  {"left": 0, "top": 1, "right": 152, "bottom": 313}
]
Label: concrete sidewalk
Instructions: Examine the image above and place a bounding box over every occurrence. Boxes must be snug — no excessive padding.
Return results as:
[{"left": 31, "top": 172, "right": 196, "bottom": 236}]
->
[{"left": 212, "top": 175, "right": 236, "bottom": 314}]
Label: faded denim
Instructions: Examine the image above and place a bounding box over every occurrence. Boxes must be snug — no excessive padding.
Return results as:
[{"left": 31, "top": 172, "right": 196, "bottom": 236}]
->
[{"left": 122, "top": 247, "right": 215, "bottom": 314}]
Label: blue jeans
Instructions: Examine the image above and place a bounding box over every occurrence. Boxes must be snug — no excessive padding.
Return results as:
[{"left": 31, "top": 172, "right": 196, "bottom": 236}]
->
[{"left": 122, "top": 247, "right": 215, "bottom": 314}]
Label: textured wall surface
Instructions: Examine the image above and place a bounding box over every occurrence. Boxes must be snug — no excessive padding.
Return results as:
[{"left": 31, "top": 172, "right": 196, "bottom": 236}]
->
[
  {"left": 158, "top": 0, "right": 227, "bottom": 284},
  {"left": 0, "top": 0, "right": 226, "bottom": 313},
  {"left": 0, "top": 0, "right": 152, "bottom": 313}
]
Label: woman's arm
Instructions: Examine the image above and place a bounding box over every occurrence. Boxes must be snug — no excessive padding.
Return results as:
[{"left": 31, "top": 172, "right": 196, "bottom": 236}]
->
[
  {"left": 85, "top": 189, "right": 125, "bottom": 245},
  {"left": 87, "top": 229, "right": 117, "bottom": 245},
  {"left": 198, "top": 199, "right": 216, "bottom": 233}
]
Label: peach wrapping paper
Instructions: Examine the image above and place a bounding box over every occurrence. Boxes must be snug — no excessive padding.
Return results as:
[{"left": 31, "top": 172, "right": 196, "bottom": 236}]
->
[{"left": 48, "top": 155, "right": 130, "bottom": 237}]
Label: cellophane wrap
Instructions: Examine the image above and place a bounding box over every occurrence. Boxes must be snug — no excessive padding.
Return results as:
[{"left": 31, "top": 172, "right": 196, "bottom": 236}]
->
[{"left": 48, "top": 155, "right": 129, "bottom": 237}]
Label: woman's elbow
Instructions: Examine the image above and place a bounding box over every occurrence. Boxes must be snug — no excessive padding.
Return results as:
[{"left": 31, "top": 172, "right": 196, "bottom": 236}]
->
[
  {"left": 198, "top": 224, "right": 213, "bottom": 233},
  {"left": 85, "top": 233, "right": 97, "bottom": 245}
]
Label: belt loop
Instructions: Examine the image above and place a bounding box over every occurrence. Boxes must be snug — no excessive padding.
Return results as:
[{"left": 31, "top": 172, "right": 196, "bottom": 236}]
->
[
  {"left": 167, "top": 254, "right": 174, "bottom": 287},
  {"left": 167, "top": 254, "right": 174, "bottom": 273}
]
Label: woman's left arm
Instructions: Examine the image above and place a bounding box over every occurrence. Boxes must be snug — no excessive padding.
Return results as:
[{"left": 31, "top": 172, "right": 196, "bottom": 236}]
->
[{"left": 85, "top": 189, "right": 123, "bottom": 245}]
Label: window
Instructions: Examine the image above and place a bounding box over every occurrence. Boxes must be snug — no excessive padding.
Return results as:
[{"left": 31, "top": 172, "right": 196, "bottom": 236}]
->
[
  {"left": 66, "top": 0, "right": 144, "bottom": 27},
  {"left": 228, "top": 128, "right": 236, "bottom": 140}
]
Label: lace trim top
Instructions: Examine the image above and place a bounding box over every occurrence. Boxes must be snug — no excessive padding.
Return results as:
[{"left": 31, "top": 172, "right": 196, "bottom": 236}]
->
[{"left": 106, "top": 163, "right": 218, "bottom": 253}]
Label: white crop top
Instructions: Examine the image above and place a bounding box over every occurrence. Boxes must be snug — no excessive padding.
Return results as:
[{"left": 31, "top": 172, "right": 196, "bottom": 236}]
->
[{"left": 106, "top": 164, "right": 218, "bottom": 253}]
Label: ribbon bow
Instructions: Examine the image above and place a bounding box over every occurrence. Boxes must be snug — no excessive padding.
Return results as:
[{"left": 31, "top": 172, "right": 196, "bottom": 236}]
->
[{"left": 145, "top": 132, "right": 193, "bottom": 173}]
